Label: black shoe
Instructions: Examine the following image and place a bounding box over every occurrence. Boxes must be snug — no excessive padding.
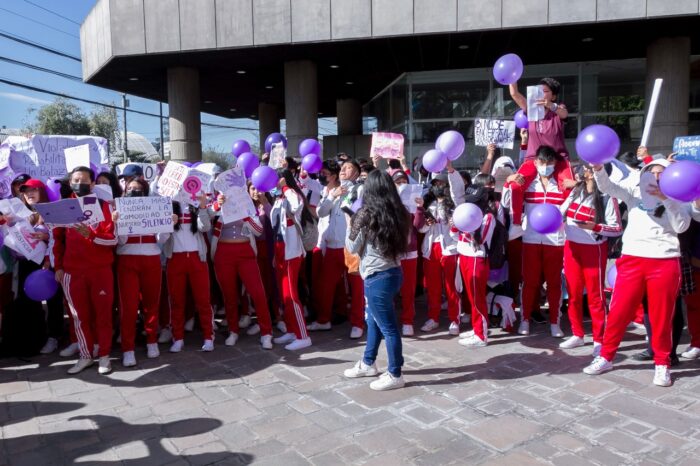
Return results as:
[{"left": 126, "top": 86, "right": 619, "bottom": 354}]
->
[
  {"left": 530, "top": 310, "right": 547, "bottom": 324},
  {"left": 631, "top": 350, "right": 653, "bottom": 361}
]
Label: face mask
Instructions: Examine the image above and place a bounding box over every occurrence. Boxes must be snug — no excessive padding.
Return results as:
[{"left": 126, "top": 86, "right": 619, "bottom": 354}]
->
[
  {"left": 537, "top": 164, "right": 555, "bottom": 177},
  {"left": 431, "top": 185, "right": 446, "bottom": 198},
  {"left": 318, "top": 175, "right": 328, "bottom": 186},
  {"left": 126, "top": 190, "right": 145, "bottom": 197},
  {"left": 71, "top": 183, "right": 91, "bottom": 197}
]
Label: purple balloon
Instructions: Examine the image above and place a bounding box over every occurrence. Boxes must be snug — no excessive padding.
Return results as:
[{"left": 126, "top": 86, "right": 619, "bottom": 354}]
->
[
  {"left": 237, "top": 152, "right": 260, "bottom": 178},
  {"left": 23, "top": 269, "right": 58, "bottom": 302},
  {"left": 606, "top": 264, "right": 617, "bottom": 288},
  {"left": 422, "top": 149, "right": 447, "bottom": 173},
  {"left": 232, "top": 139, "right": 251, "bottom": 157},
  {"left": 453, "top": 203, "right": 484, "bottom": 232},
  {"left": 182, "top": 161, "right": 193, "bottom": 168},
  {"left": 251, "top": 166, "right": 278, "bottom": 192},
  {"left": 299, "top": 139, "right": 322, "bottom": 157},
  {"left": 493, "top": 53, "right": 524, "bottom": 85},
  {"left": 265, "top": 133, "right": 287, "bottom": 153},
  {"left": 528, "top": 203, "right": 562, "bottom": 234},
  {"left": 45, "top": 177, "right": 62, "bottom": 202},
  {"left": 191, "top": 161, "right": 202, "bottom": 168},
  {"left": 514, "top": 109, "right": 528, "bottom": 129},
  {"left": 301, "top": 153, "right": 323, "bottom": 174},
  {"left": 575, "top": 124, "right": 620, "bottom": 164},
  {"left": 659, "top": 160, "right": 700, "bottom": 202},
  {"left": 436, "top": 131, "right": 465, "bottom": 161}
]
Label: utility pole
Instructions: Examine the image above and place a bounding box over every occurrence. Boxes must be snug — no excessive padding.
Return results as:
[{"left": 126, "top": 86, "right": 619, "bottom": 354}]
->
[
  {"left": 122, "top": 93, "right": 128, "bottom": 163},
  {"left": 159, "top": 101, "right": 164, "bottom": 160}
]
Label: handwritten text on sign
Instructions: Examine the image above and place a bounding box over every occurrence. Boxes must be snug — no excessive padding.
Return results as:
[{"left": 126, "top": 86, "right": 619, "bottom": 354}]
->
[
  {"left": 370, "top": 133, "right": 404, "bottom": 159},
  {"left": 115, "top": 196, "right": 174, "bottom": 236},
  {"left": 220, "top": 187, "right": 257, "bottom": 224},
  {"left": 474, "top": 119, "right": 516, "bottom": 149},
  {"left": 673, "top": 136, "right": 700, "bottom": 163},
  {"left": 157, "top": 161, "right": 189, "bottom": 198}
]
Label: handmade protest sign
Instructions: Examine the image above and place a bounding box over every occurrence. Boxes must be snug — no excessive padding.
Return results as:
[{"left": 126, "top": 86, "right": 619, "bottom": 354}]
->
[
  {"left": 0, "top": 197, "right": 33, "bottom": 219},
  {"left": 157, "top": 161, "right": 189, "bottom": 199},
  {"left": 214, "top": 167, "right": 256, "bottom": 224},
  {"left": 673, "top": 135, "right": 700, "bottom": 163},
  {"left": 115, "top": 196, "right": 173, "bottom": 236},
  {"left": 214, "top": 167, "right": 247, "bottom": 193},
  {"left": 370, "top": 132, "right": 404, "bottom": 159},
  {"left": 1, "top": 218, "right": 46, "bottom": 264},
  {"left": 526, "top": 85, "right": 544, "bottom": 122},
  {"left": 35, "top": 195, "right": 104, "bottom": 227},
  {"left": 399, "top": 184, "right": 423, "bottom": 214},
  {"left": 64, "top": 144, "right": 91, "bottom": 172},
  {"left": 474, "top": 119, "right": 516, "bottom": 149},
  {"left": 269, "top": 142, "right": 286, "bottom": 169},
  {"left": 188, "top": 168, "right": 213, "bottom": 195},
  {"left": 93, "top": 184, "right": 114, "bottom": 202},
  {"left": 116, "top": 163, "right": 158, "bottom": 182}
]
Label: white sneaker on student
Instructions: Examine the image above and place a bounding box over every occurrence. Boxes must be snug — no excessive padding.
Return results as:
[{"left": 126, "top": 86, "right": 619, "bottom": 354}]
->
[
  {"left": 238, "top": 314, "right": 251, "bottom": 329},
  {"left": 146, "top": 343, "right": 160, "bottom": 358},
  {"left": 350, "top": 327, "right": 364, "bottom": 339},
  {"left": 369, "top": 372, "right": 405, "bottom": 391},
  {"left": 169, "top": 339, "right": 184, "bottom": 353},
  {"left": 201, "top": 339, "right": 214, "bottom": 352},
  {"left": 421, "top": 319, "right": 439, "bottom": 332},
  {"left": 184, "top": 317, "right": 195, "bottom": 332},
  {"left": 225, "top": 332, "right": 239, "bottom": 347},
  {"left": 285, "top": 337, "right": 312, "bottom": 351},
  {"left": 122, "top": 351, "right": 136, "bottom": 367},
  {"left": 98, "top": 357, "right": 112, "bottom": 375},
  {"left": 448, "top": 322, "right": 460, "bottom": 336},
  {"left": 67, "top": 358, "right": 94, "bottom": 374},
  {"left": 273, "top": 332, "right": 296, "bottom": 345},
  {"left": 158, "top": 328, "right": 173, "bottom": 344},
  {"left": 59, "top": 342, "right": 80, "bottom": 358},
  {"left": 260, "top": 335, "right": 273, "bottom": 350},
  {"left": 307, "top": 321, "right": 332, "bottom": 331},
  {"left": 92, "top": 344, "right": 99, "bottom": 358},
  {"left": 344, "top": 360, "right": 379, "bottom": 378},
  {"left": 518, "top": 320, "right": 530, "bottom": 335},
  {"left": 559, "top": 335, "right": 585, "bottom": 349},
  {"left": 246, "top": 324, "right": 261, "bottom": 336},
  {"left": 458, "top": 335, "right": 487, "bottom": 347},
  {"left": 460, "top": 330, "right": 475, "bottom": 338},
  {"left": 276, "top": 321, "right": 287, "bottom": 333},
  {"left": 583, "top": 356, "right": 613, "bottom": 375},
  {"left": 402, "top": 325, "right": 414, "bottom": 336},
  {"left": 550, "top": 324, "right": 564, "bottom": 338},
  {"left": 653, "top": 365, "right": 672, "bottom": 387},
  {"left": 592, "top": 342, "right": 602, "bottom": 357},
  {"left": 40, "top": 337, "right": 58, "bottom": 354},
  {"left": 681, "top": 346, "right": 700, "bottom": 360}
]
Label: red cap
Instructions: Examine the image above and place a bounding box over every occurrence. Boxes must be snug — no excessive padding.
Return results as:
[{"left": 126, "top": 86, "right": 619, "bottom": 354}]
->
[{"left": 19, "top": 178, "right": 47, "bottom": 192}]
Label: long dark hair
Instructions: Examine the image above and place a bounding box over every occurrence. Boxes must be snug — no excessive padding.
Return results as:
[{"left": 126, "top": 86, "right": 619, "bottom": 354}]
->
[
  {"left": 423, "top": 184, "right": 455, "bottom": 216},
  {"left": 172, "top": 201, "right": 198, "bottom": 234},
  {"left": 350, "top": 170, "right": 409, "bottom": 261},
  {"left": 277, "top": 169, "right": 314, "bottom": 228},
  {"left": 571, "top": 166, "right": 606, "bottom": 226}
]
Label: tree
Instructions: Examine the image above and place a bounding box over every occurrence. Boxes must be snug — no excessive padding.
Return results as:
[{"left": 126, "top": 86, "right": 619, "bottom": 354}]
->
[
  {"left": 88, "top": 105, "right": 119, "bottom": 155},
  {"left": 27, "top": 98, "right": 90, "bottom": 135},
  {"left": 202, "top": 145, "right": 234, "bottom": 170}
]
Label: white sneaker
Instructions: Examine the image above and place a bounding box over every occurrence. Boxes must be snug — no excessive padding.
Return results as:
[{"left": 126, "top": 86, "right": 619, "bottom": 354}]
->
[
  {"left": 158, "top": 328, "right": 173, "bottom": 344},
  {"left": 448, "top": 322, "right": 460, "bottom": 336},
  {"left": 67, "top": 358, "right": 94, "bottom": 374},
  {"left": 583, "top": 356, "right": 613, "bottom": 375},
  {"left": 518, "top": 320, "right": 530, "bottom": 335},
  {"left": 592, "top": 342, "right": 602, "bottom": 357},
  {"left": 344, "top": 360, "right": 379, "bottom": 378},
  {"left": 460, "top": 313, "right": 471, "bottom": 324},
  {"left": 59, "top": 342, "right": 80, "bottom": 358},
  {"left": 285, "top": 337, "right": 312, "bottom": 351},
  {"left": 653, "top": 365, "right": 672, "bottom": 387},
  {"left": 184, "top": 317, "right": 195, "bottom": 332},
  {"left": 246, "top": 324, "right": 261, "bottom": 336},
  {"left": 122, "top": 351, "right": 136, "bottom": 367},
  {"left": 92, "top": 344, "right": 100, "bottom": 358},
  {"left": 260, "top": 335, "right": 273, "bottom": 350},
  {"left": 40, "top": 337, "right": 58, "bottom": 354},
  {"left": 421, "top": 319, "right": 439, "bottom": 332},
  {"left": 458, "top": 335, "right": 487, "bottom": 347},
  {"left": 460, "top": 329, "right": 491, "bottom": 339},
  {"left": 307, "top": 321, "right": 332, "bottom": 331},
  {"left": 274, "top": 332, "right": 296, "bottom": 345},
  {"left": 169, "top": 340, "right": 184, "bottom": 353},
  {"left": 202, "top": 339, "right": 214, "bottom": 352},
  {"left": 98, "top": 357, "right": 112, "bottom": 375},
  {"left": 350, "top": 327, "right": 364, "bottom": 339},
  {"left": 559, "top": 335, "right": 585, "bottom": 349},
  {"left": 402, "top": 325, "right": 414, "bottom": 336},
  {"left": 369, "top": 372, "right": 405, "bottom": 391},
  {"left": 681, "top": 346, "right": 700, "bottom": 360},
  {"left": 550, "top": 324, "right": 564, "bottom": 338},
  {"left": 146, "top": 343, "right": 160, "bottom": 358},
  {"left": 225, "top": 332, "right": 239, "bottom": 347},
  {"left": 276, "top": 321, "right": 287, "bottom": 333},
  {"left": 239, "top": 314, "right": 251, "bottom": 329}
]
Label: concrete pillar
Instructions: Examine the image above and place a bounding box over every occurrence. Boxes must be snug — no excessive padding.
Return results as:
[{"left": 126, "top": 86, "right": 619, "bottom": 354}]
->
[
  {"left": 258, "top": 102, "right": 280, "bottom": 154},
  {"left": 284, "top": 60, "right": 318, "bottom": 156},
  {"left": 337, "top": 98, "right": 363, "bottom": 136},
  {"left": 645, "top": 37, "right": 690, "bottom": 153},
  {"left": 167, "top": 67, "right": 201, "bottom": 162}
]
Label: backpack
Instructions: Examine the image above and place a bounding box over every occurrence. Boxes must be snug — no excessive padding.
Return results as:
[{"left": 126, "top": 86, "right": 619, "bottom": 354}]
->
[
  {"left": 485, "top": 218, "right": 508, "bottom": 269},
  {"left": 289, "top": 191, "right": 319, "bottom": 252}
]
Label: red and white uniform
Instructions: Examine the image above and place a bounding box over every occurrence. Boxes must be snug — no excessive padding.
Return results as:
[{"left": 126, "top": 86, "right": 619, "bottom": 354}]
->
[
  {"left": 298, "top": 174, "right": 322, "bottom": 209},
  {"left": 399, "top": 207, "right": 426, "bottom": 326},
  {"left": 52, "top": 200, "right": 117, "bottom": 360},
  {"left": 560, "top": 190, "right": 622, "bottom": 343}
]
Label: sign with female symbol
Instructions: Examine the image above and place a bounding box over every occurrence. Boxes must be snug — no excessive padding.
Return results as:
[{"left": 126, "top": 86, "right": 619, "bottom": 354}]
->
[{"left": 182, "top": 176, "right": 202, "bottom": 201}]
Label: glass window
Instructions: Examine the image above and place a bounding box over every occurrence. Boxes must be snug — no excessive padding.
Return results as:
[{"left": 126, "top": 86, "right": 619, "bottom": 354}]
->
[{"left": 411, "top": 81, "right": 492, "bottom": 120}]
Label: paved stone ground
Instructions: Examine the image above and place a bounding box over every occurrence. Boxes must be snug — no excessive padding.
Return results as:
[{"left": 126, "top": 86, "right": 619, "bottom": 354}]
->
[{"left": 2, "top": 304, "right": 700, "bottom": 465}]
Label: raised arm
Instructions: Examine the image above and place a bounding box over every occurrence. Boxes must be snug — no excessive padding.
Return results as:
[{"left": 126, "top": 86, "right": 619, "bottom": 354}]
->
[
  {"left": 509, "top": 83, "right": 527, "bottom": 111},
  {"left": 592, "top": 165, "right": 635, "bottom": 207}
]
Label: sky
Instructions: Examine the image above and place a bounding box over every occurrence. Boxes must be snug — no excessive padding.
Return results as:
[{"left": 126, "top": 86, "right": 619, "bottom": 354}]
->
[{"left": 0, "top": 0, "right": 335, "bottom": 152}]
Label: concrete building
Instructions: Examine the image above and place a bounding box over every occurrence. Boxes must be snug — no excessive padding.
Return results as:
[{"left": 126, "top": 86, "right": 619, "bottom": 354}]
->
[{"left": 80, "top": 0, "right": 700, "bottom": 167}]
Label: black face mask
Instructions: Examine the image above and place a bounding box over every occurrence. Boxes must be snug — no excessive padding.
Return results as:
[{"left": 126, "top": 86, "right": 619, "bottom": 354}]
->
[
  {"left": 71, "top": 183, "right": 91, "bottom": 197},
  {"left": 318, "top": 175, "right": 328, "bottom": 186},
  {"left": 126, "top": 190, "right": 145, "bottom": 197},
  {"left": 431, "top": 185, "right": 447, "bottom": 198}
]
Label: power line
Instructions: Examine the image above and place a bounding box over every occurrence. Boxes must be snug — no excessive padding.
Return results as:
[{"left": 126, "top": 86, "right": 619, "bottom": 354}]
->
[
  {"left": 23, "top": 0, "right": 81, "bottom": 26},
  {"left": 0, "top": 30, "right": 81, "bottom": 62},
  {"left": 0, "top": 55, "right": 82, "bottom": 81},
  {"left": 0, "top": 6, "right": 79, "bottom": 39}
]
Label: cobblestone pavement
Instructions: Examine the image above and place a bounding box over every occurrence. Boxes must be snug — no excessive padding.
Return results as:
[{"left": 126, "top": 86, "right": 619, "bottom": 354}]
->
[{"left": 2, "top": 307, "right": 700, "bottom": 465}]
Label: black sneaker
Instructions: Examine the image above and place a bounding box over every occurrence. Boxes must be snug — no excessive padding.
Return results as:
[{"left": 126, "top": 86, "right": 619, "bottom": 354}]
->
[
  {"left": 631, "top": 350, "right": 653, "bottom": 361},
  {"left": 530, "top": 310, "right": 547, "bottom": 324}
]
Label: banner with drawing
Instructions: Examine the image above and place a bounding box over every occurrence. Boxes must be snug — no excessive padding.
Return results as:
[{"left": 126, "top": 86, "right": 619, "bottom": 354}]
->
[
  {"left": 474, "top": 119, "right": 516, "bottom": 149},
  {"left": 214, "top": 167, "right": 256, "bottom": 224},
  {"left": 0, "top": 198, "right": 46, "bottom": 263},
  {"left": 34, "top": 195, "right": 104, "bottom": 227},
  {"left": 115, "top": 196, "right": 174, "bottom": 236},
  {"left": 370, "top": 132, "right": 404, "bottom": 159}
]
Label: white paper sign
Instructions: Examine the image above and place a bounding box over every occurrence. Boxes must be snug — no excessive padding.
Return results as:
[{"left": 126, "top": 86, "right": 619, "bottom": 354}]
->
[
  {"left": 214, "top": 167, "right": 247, "bottom": 193},
  {"left": 399, "top": 184, "right": 423, "bottom": 214},
  {"left": 34, "top": 195, "right": 104, "bottom": 227},
  {"left": 116, "top": 163, "right": 158, "bottom": 182},
  {"left": 157, "top": 162, "right": 189, "bottom": 199},
  {"left": 189, "top": 168, "right": 213, "bottom": 194},
  {"left": 64, "top": 144, "right": 91, "bottom": 173},
  {"left": 527, "top": 85, "right": 544, "bottom": 122},
  {"left": 1, "top": 218, "right": 46, "bottom": 264},
  {"left": 220, "top": 186, "right": 257, "bottom": 224},
  {"left": 93, "top": 184, "right": 114, "bottom": 202},
  {"left": 115, "top": 196, "right": 174, "bottom": 236},
  {"left": 474, "top": 119, "right": 516, "bottom": 149},
  {"left": 0, "top": 197, "right": 34, "bottom": 220}
]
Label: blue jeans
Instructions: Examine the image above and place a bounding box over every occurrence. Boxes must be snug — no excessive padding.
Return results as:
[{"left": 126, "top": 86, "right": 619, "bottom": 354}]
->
[{"left": 363, "top": 267, "right": 404, "bottom": 377}]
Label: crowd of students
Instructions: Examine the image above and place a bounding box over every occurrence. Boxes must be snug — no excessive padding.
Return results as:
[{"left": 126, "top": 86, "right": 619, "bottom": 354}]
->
[{"left": 1, "top": 76, "right": 700, "bottom": 391}]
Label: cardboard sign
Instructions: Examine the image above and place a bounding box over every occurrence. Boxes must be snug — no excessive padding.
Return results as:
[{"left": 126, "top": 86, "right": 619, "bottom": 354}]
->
[
  {"left": 115, "top": 163, "right": 159, "bottom": 182},
  {"left": 370, "top": 132, "right": 404, "bottom": 159},
  {"left": 64, "top": 144, "right": 91, "bottom": 172},
  {"left": 157, "top": 162, "right": 189, "bottom": 199},
  {"left": 115, "top": 196, "right": 174, "bottom": 236},
  {"left": 474, "top": 119, "right": 516, "bottom": 149},
  {"left": 35, "top": 195, "right": 104, "bottom": 227},
  {"left": 673, "top": 136, "right": 700, "bottom": 163},
  {"left": 526, "top": 85, "right": 544, "bottom": 122},
  {"left": 220, "top": 186, "right": 257, "bottom": 224}
]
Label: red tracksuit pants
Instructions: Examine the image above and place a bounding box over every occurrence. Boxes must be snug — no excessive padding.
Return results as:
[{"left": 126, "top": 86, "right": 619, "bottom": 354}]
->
[
  {"left": 214, "top": 242, "right": 272, "bottom": 336},
  {"left": 61, "top": 267, "right": 114, "bottom": 359},
  {"left": 685, "top": 269, "right": 700, "bottom": 348},
  {"left": 522, "top": 243, "right": 564, "bottom": 324},
  {"left": 167, "top": 252, "right": 213, "bottom": 341},
  {"left": 424, "top": 242, "right": 460, "bottom": 324},
  {"left": 564, "top": 240, "right": 607, "bottom": 342},
  {"left": 400, "top": 257, "right": 418, "bottom": 325},
  {"left": 347, "top": 272, "right": 365, "bottom": 329},
  {"left": 315, "top": 247, "right": 349, "bottom": 325},
  {"left": 275, "top": 242, "right": 308, "bottom": 339},
  {"left": 458, "top": 256, "right": 490, "bottom": 341},
  {"left": 118, "top": 255, "right": 162, "bottom": 352},
  {"left": 601, "top": 255, "right": 680, "bottom": 366}
]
